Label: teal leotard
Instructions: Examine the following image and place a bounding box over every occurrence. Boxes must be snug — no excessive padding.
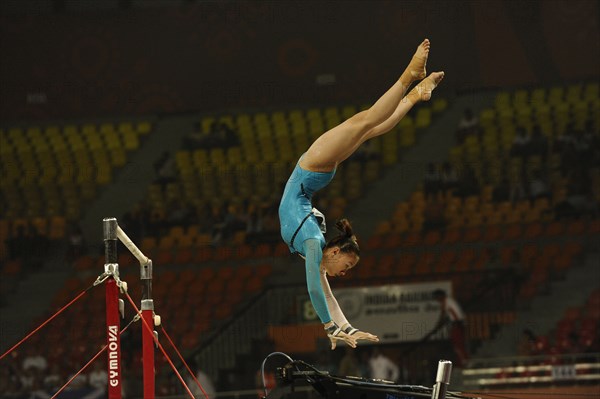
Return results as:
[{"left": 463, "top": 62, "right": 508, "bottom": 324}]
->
[
  {"left": 279, "top": 158, "right": 336, "bottom": 324},
  {"left": 279, "top": 161, "right": 335, "bottom": 255}
]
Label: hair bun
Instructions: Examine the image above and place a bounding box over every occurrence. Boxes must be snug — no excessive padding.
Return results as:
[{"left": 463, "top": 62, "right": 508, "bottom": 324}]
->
[
  {"left": 326, "top": 218, "right": 360, "bottom": 255},
  {"left": 335, "top": 218, "right": 354, "bottom": 237}
]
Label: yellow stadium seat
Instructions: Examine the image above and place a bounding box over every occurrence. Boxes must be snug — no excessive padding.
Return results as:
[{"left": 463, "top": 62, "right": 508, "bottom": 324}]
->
[
  {"left": 583, "top": 82, "right": 599, "bottom": 104},
  {"left": 432, "top": 98, "right": 448, "bottom": 113},
  {"left": 530, "top": 88, "right": 545, "bottom": 106},
  {"left": 547, "top": 86, "right": 564, "bottom": 106},
  {"left": 415, "top": 108, "right": 432, "bottom": 129},
  {"left": 513, "top": 89, "right": 529, "bottom": 107},
  {"left": 565, "top": 84, "right": 582, "bottom": 103},
  {"left": 495, "top": 92, "right": 511, "bottom": 109},
  {"left": 479, "top": 108, "right": 496, "bottom": 127}
]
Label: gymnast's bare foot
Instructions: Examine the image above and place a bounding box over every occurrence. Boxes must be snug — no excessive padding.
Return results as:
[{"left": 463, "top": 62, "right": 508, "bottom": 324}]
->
[
  {"left": 407, "top": 71, "right": 444, "bottom": 104},
  {"left": 402, "top": 39, "right": 430, "bottom": 84}
]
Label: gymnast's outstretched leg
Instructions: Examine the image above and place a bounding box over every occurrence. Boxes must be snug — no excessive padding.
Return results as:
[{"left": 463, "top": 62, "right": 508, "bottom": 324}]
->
[{"left": 300, "top": 39, "right": 443, "bottom": 172}]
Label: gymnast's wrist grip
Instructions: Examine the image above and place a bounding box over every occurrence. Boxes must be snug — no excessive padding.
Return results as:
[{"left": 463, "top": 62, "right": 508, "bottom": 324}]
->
[
  {"left": 343, "top": 325, "right": 359, "bottom": 335},
  {"left": 324, "top": 321, "right": 341, "bottom": 336}
]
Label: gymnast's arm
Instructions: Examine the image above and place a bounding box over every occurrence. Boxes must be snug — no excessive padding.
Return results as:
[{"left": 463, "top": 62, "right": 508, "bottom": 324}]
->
[
  {"left": 303, "top": 238, "right": 332, "bottom": 324},
  {"left": 320, "top": 270, "right": 350, "bottom": 327},
  {"left": 303, "top": 238, "right": 357, "bottom": 349},
  {"left": 320, "top": 269, "right": 380, "bottom": 343}
]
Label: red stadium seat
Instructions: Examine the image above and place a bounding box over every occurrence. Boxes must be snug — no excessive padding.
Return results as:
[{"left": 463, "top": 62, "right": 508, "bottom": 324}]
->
[
  {"left": 463, "top": 227, "right": 482, "bottom": 242},
  {"left": 73, "top": 255, "right": 94, "bottom": 271},
  {"left": 441, "top": 229, "right": 462, "bottom": 245},
  {"left": 503, "top": 224, "right": 523, "bottom": 240},
  {"left": 365, "top": 235, "right": 383, "bottom": 250},
  {"left": 566, "top": 219, "right": 585, "bottom": 236},
  {"left": 382, "top": 233, "right": 403, "bottom": 249},
  {"left": 544, "top": 221, "right": 565, "bottom": 236},
  {"left": 174, "top": 248, "right": 193, "bottom": 264},
  {"left": 482, "top": 225, "right": 502, "bottom": 242},
  {"left": 254, "top": 243, "right": 272, "bottom": 258},
  {"left": 588, "top": 220, "right": 600, "bottom": 234},
  {"left": 523, "top": 222, "right": 543, "bottom": 239},
  {"left": 193, "top": 247, "right": 213, "bottom": 263},
  {"left": 423, "top": 230, "right": 441, "bottom": 246}
]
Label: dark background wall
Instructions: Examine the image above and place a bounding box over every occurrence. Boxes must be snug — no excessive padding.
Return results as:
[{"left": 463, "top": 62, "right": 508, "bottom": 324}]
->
[{"left": 0, "top": 0, "right": 598, "bottom": 121}]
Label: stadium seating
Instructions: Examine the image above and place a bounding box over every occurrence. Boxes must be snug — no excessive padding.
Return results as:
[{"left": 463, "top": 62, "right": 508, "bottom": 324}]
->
[{"left": 0, "top": 121, "right": 152, "bottom": 261}]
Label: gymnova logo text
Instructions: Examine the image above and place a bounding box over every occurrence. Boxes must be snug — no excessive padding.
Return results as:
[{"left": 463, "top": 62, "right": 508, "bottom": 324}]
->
[{"left": 108, "top": 325, "right": 119, "bottom": 387}]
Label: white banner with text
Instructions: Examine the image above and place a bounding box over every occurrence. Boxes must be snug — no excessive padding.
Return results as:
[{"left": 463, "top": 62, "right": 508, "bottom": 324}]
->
[{"left": 298, "top": 281, "right": 453, "bottom": 344}]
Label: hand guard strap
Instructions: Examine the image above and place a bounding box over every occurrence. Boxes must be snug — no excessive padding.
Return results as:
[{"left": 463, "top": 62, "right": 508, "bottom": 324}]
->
[
  {"left": 343, "top": 325, "right": 359, "bottom": 335},
  {"left": 325, "top": 322, "right": 342, "bottom": 336}
]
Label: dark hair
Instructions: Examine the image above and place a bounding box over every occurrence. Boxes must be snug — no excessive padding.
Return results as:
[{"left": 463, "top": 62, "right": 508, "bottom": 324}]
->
[
  {"left": 432, "top": 289, "right": 446, "bottom": 299},
  {"left": 325, "top": 218, "right": 360, "bottom": 256}
]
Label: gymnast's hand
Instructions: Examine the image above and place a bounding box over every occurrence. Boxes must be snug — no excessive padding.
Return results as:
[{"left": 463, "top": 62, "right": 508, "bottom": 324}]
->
[
  {"left": 342, "top": 324, "right": 380, "bottom": 343},
  {"left": 324, "top": 321, "right": 357, "bottom": 350}
]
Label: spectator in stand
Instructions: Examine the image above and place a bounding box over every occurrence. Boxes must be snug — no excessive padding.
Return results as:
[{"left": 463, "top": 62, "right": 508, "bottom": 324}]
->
[
  {"left": 358, "top": 350, "right": 372, "bottom": 378},
  {"left": 6, "top": 224, "right": 28, "bottom": 261},
  {"left": 528, "top": 125, "right": 549, "bottom": 160},
  {"left": 205, "top": 121, "right": 226, "bottom": 148},
  {"left": 572, "top": 128, "right": 596, "bottom": 173},
  {"left": 88, "top": 362, "right": 108, "bottom": 392},
  {"left": 517, "top": 329, "right": 538, "bottom": 356},
  {"left": 493, "top": 178, "right": 511, "bottom": 203},
  {"left": 210, "top": 202, "right": 227, "bottom": 244},
  {"left": 510, "top": 128, "right": 531, "bottom": 158},
  {"left": 221, "top": 202, "right": 248, "bottom": 241},
  {"left": 245, "top": 199, "right": 264, "bottom": 240},
  {"left": 456, "top": 108, "right": 480, "bottom": 143},
  {"left": 583, "top": 119, "right": 600, "bottom": 166},
  {"left": 315, "top": 349, "right": 338, "bottom": 374},
  {"left": 528, "top": 170, "right": 550, "bottom": 201},
  {"left": 423, "top": 162, "right": 442, "bottom": 200},
  {"left": 338, "top": 346, "right": 361, "bottom": 377},
  {"left": 257, "top": 200, "right": 281, "bottom": 243},
  {"left": 432, "top": 289, "right": 469, "bottom": 367},
  {"left": 153, "top": 151, "right": 169, "bottom": 176},
  {"left": 148, "top": 206, "right": 167, "bottom": 237},
  {"left": 0, "top": 367, "right": 9, "bottom": 394},
  {"left": 166, "top": 199, "right": 192, "bottom": 228},
  {"left": 28, "top": 370, "right": 49, "bottom": 399},
  {"left": 555, "top": 169, "right": 598, "bottom": 219},
  {"left": 66, "top": 224, "right": 86, "bottom": 262},
  {"left": 22, "top": 346, "right": 47, "bottom": 373},
  {"left": 556, "top": 127, "right": 580, "bottom": 176},
  {"left": 456, "top": 165, "right": 480, "bottom": 198},
  {"left": 440, "top": 161, "right": 459, "bottom": 194},
  {"left": 221, "top": 122, "right": 239, "bottom": 147},
  {"left": 187, "top": 368, "right": 216, "bottom": 399},
  {"left": 43, "top": 364, "right": 63, "bottom": 392},
  {"left": 423, "top": 199, "right": 446, "bottom": 232},
  {"left": 368, "top": 348, "right": 400, "bottom": 381},
  {"left": 184, "top": 121, "right": 235, "bottom": 150},
  {"left": 565, "top": 331, "right": 584, "bottom": 354},
  {"left": 195, "top": 203, "right": 214, "bottom": 235},
  {"left": 18, "top": 366, "right": 36, "bottom": 393},
  {"left": 154, "top": 151, "right": 176, "bottom": 189},
  {"left": 66, "top": 361, "right": 88, "bottom": 390},
  {"left": 509, "top": 171, "right": 528, "bottom": 203}
]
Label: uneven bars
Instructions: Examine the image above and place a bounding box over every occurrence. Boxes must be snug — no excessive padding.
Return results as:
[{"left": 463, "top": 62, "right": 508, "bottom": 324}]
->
[{"left": 116, "top": 225, "right": 150, "bottom": 265}]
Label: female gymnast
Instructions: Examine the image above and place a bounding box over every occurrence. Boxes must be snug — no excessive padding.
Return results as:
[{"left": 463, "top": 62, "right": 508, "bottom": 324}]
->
[{"left": 279, "top": 39, "right": 444, "bottom": 349}]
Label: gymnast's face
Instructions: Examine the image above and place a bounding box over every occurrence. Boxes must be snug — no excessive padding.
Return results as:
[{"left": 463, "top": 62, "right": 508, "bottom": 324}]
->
[{"left": 322, "top": 247, "right": 359, "bottom": 277}]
